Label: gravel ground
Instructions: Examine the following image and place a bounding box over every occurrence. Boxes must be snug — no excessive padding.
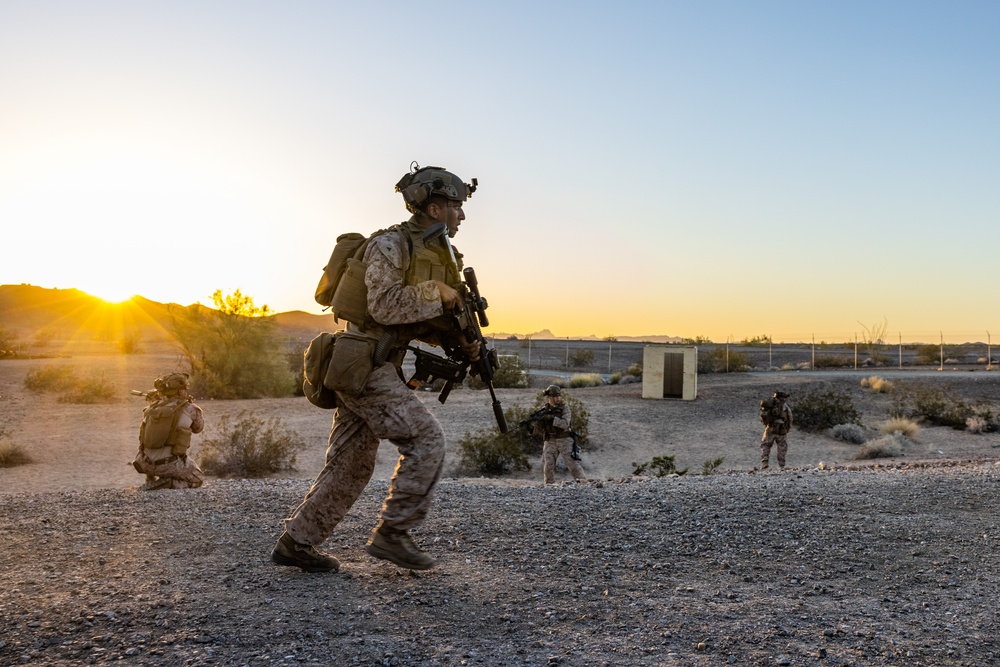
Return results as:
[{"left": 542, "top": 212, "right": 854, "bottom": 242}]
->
[{"left": 2, "top": 462, "right": 999, "bottom": 667}]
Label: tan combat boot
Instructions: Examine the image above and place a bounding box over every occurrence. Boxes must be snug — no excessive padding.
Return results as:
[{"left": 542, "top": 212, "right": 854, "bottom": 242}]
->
[
  {"left": 365, "top": 523, "right": 436, "bottom": 570},
  {"left": 271, "top": 531, "right": 340, "bottom": 572}
]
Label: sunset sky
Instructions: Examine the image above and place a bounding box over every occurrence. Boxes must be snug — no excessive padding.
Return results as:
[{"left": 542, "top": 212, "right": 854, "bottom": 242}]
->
[{"left": 2, "top": 1, "right": 998, "bottom": 343}]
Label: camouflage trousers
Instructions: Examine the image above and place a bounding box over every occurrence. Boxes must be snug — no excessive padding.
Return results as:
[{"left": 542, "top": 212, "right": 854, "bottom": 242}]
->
[
  {"left": 760, "top": 428, "right": 788, "bottom": 468},
  {"left": 132, "top": 452, "right": 204, "bottom": 489},
  {"left": 542, "top": 437, "right": 586, "bottom": 484},
  {"left": 284, "top": 363, "right": 445, "bottom": 547}
]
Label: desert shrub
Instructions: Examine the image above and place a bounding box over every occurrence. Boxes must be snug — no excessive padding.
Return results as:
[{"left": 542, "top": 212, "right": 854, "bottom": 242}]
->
[
  {"left": 568, "top": 349, "right": 595, "bottom": 367},
  {"left": 198, "top": 411, "right": 307, "bottom": 478},
  {"left": 830, "top": 423, "right": 867, "bottom": 444},
  {"left": 966, "top": 415, "right": 989, "bottom": 434},
  {"left": 698, "top": 348, "right": 749, "bottom": 373},
  {"left": 0, "top": 429, "right": 33, "bottom": 468},
  {"left": 632, "top": 455, "right": 688, "bottom": 477},
  {"left": 462, "top": 394, "right": 593, "bottom": 471},
  {"left": 853, "top": 434, "right": 906, "bottom": 460},
  {"left": 468, "top": 353, "right": 528, "bottom": 390},
  {"left": 860, "top": 375, "right": 894, "bottom": 393},
  {"left": 569, "top": 373, "right": 603, "bottom": 388},
  {"left": 58, "top": 373, "right": 117, "bottom": 404},
  {"left": 170, "top": 289, "right": 296, "bottom": 399},
  {"left": 117, "top": 330, "right": 142, "bottom": 354},
  {"left": 813, "top": 355, "right": 850, "bottom": 369},
  {"left": 878, "top": 417, "right": 920, "bottom": 438},
  {"left": 626, "top": 362, "right": 642, "bottom": 377},
  {"left": 896, "top": 382, "right": 973, "bottom": 429},
  {"left": 24, "top": 365, "right": 77, "bottom": 393},
  {"left": 915, "top": 345, "right": 939, "bottom": 365},
  {"left": 609, "top": 372, "right": 622, "bottom": 384},
  {"left": 701, "top": 456, "right": 724, "bottom": 475},
  {"left": 793, "top": 384, "right": 861, "bottom": 432},
  {"left": 457, "top": 404, "right": 535, "bottom": 475},
  {"left": 458, "top": 426, "right": 531, "bottom": 476}
]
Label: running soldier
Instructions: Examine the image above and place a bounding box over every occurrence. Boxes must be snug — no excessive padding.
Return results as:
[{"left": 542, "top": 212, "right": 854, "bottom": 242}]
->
[{"left": 272, "top": 164, "right": 484, "bottom": 572}]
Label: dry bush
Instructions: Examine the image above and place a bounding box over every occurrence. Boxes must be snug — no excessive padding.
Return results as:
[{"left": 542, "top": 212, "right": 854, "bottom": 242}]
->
[
  {"left": 24, "top": 365, "right": 77, "bottom": 393},
  {"left": 878, "top": 417, "right": 920, "bottom": 439},
  {"left": 198, "top": 411, "right": 307, "bottom": 478},
  {"left": 853, "top": 434, "right": 906, "bottom": 460},
  {"left": 860, "top": 375, "right": 894, "bottom": 393},
  {"left": 569, "top": 373, "right": 603, "bottom": 388},
  {"left": 830, "top": 423, "right": 867, "bottom": 444},
  {"left": 58, "top": 374, "right": 118, "bottom": 404},
  {"left": 793, "top": 384, "right": 861, "bottom": 432},
  {"left": 966, "top": 415, "right": 990, "bottom": 434},
  {"left": 0, "top": 430, "right": 33, "bottom": 468}
]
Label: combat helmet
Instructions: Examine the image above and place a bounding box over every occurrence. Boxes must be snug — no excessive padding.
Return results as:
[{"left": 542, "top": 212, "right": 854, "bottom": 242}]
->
[
  {"left": 154, "top": 372, "right": 191, "bottom": 395},
  {"left": 774, "top": 390, "right": 789, "bottom": 399},
  {"left": 395, "top": 162, "right": 477, "bottom": 214},
  {"left": 543, "top": 384, "right": 562, "bottom": 397}
]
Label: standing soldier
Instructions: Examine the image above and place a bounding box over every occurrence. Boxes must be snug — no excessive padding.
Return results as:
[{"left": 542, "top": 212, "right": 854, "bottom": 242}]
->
[
  {"left": 132, "top": 373, "right": 205, "bottom": 490},
  {"left": 271, "top": 163, "right": 484, "bottom": 573},
  {"left": 759, "top": 390, "right": 793, "bottom": 470},
  {"left": 536, "top": 385, "right": 586, "bottom": 484}
]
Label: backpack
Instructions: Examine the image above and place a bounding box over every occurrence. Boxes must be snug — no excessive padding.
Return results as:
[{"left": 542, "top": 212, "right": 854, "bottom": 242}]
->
[
  {"left": 140, "top": 399, "right": 187, "bottom": 449},
  {"left": 759, "top": 398, "right": 781, "bottom": 426},
  {"left": 302, "top": 332, "right": 338, "bottom": 409},
  {"left": 314, "top": 227, "right": 411, "bottom": 325}
]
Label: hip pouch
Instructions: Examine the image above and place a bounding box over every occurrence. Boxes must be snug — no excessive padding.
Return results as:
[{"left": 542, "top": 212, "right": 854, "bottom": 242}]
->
[
  {"left": 324, "top": 332, "right": 375, "bottom": 396},
  {"left": 170, "top": 427, "right": 193, "bottom": 455}
]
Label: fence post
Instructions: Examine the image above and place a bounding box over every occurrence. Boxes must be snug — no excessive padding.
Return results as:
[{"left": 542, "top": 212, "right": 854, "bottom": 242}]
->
[
  {"left": 988, "top": 331, "right": 992, "bottom": 371},
  {"left": 811, "top": 334, "right": 815, "bottom": 369},
  {"left": 898, "top": 332, "right": 902, "bottom": 369},
  {"left": 854, "top": 333, "right": 858, "bottom": 370},
  {"left": 939, "top": 331, "right": 944, "bottom": 371}
]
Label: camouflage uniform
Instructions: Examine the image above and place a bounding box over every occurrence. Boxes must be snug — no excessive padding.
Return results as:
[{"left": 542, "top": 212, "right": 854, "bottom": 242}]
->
[
  {"left": 760, "top": 400, "right": 793, "bottom": 469},
  {"left": 540, "top": 402, "right": 586, "bottom": 484},
  {"left": 283, "top": 220, "right": 454, "bottom": 546},
  {"left": 132, "top": 395, "right": 205, "bottom": 489}
]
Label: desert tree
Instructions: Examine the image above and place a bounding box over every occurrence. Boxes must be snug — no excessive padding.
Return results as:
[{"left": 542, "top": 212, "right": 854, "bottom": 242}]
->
[
  {"left": 170, "top": 289, "right": 295, "bottom": 399},
  {"left": 858, "top": 317, "right": 889, "bottom": 365}
]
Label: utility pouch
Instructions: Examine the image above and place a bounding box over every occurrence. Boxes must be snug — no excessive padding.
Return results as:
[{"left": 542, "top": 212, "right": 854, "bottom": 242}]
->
[
  {"left": 324, "top": 332, "right": 375, "bottom": 396},
  {"left": 330, "top": 258, "right": 370, "bottom": 325},
  {"left": 303, "top": 332, "right": 338, "bottom": 409},
  {"left": 170, "top": 427, "right": 193, "bottom": 455}
]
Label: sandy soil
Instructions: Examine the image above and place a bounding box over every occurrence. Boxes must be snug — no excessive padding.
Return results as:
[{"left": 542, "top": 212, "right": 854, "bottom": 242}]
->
[
  {"left": 2, "top": 354, "right": 1000, "bottom": 666},
  {"left": 2, "top": 353, "right": 999, "bottom": 493}
]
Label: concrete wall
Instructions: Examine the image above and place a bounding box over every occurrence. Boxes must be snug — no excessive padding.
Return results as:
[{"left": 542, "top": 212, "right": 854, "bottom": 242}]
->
[{"left": 642, "top": 345, "right": 698, "bottom": 400}]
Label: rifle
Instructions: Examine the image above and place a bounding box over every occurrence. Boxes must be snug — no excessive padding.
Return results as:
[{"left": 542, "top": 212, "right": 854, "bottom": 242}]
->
[
  {"left": 424, "top": 222, "right": 508, "bottom": 433},
  {"left": 130, "top": 389, "right": 159, "bottom": 403},
  {"left": 517, "top": 406, "right": 582, "bottom": 461},
  {"left": 405, "top": 346, "right": 468, "bottom": 403}
]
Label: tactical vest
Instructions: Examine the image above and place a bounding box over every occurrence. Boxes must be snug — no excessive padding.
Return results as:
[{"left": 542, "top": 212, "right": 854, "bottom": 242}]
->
[
  {"left": 140, "top": 397, "right": 195, "bottom": 461},
  {"left": 542, "top": 403, "right": 572, "bottom": 440},
  {"left": 349, "top": 217, "right": 465, "bottom": 343}
]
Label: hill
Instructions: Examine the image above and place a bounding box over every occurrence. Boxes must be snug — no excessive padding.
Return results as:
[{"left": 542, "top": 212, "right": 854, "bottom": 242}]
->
[{"left": 0, "top": 284, "right": 338, "bottom": 346}]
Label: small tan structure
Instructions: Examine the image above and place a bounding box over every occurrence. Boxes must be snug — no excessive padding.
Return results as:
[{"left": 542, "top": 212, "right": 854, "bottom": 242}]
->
[{"left": 642, "top": 345, "right": 697, "bottom": 400}]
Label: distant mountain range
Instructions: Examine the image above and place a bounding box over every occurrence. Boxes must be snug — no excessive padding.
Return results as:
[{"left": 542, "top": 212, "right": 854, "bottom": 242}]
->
[
  {"left": 0, "top": 284, "right": 340, "bottom": 344},
  {"left": 0, "top": 284, "right": 681, "bottom": 344}
]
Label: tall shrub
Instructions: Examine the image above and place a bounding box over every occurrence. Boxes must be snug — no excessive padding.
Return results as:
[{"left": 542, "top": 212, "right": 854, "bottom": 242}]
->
[{"left": 171, "top": 289, "right": 295, "bottom": 399}]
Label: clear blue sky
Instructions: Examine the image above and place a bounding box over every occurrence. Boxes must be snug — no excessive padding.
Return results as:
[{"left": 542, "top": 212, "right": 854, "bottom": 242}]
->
[{"left": 2, "top": 1, "right": 998, "bottom": 342}]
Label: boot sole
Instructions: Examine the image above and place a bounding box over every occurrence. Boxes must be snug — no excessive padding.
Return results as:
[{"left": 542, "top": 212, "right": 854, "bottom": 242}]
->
[
  {"left": 271, "top": 549, "right": 339, "bottom": 573},
  {"left": 365, "top": 543, "right": 434, "bottom": 570}
]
